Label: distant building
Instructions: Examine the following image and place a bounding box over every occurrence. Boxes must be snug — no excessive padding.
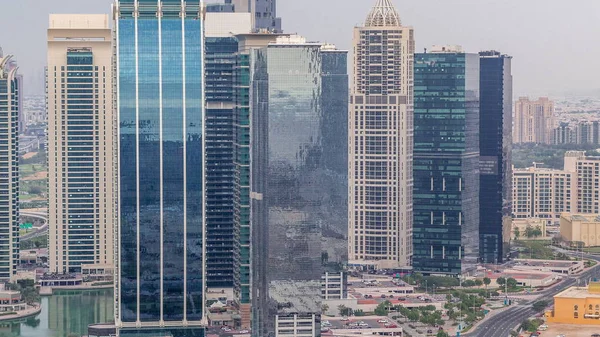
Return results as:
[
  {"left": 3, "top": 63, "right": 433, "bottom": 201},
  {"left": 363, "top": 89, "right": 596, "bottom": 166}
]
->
[
  {"left": 560, "top": 213, "right": 600, "bottom": 247},
  {"left": 226, "top": 0, "right": 282, "bottom": 32},
  {"left": 321, "top": 272, "right": 347, "bottom": 300},
  {"left": 46, "top": 14, "right": 115, "bottom": 274},
  {"left": 553, "top": 122, "right": 574, "bottom": 145},
  {"left": 513, "top": 97, "right": 554, "bottom": 144},
  {"left": 270, "top": 281, "right": 320, "bottom": 337},
  {"left": 546, "top": 282, "right": 600, "bottom": 325},
  {"left": 348, "top": 0, "right": 415, "bottom": 269},
  {"left": 478, "top": 51, "right": 513, "bottom": 264},
  {"left": 512, "top": 165, "right": 576, "bottom": 224},
  {"left": 0, "top": 50, "right": 21, "bottom": 281},
  {"left": 413, "top": 45, "right": 480, "bottom": 275},
  {"left": 564, "top": 151, "right": 600, "bottom": 214}
]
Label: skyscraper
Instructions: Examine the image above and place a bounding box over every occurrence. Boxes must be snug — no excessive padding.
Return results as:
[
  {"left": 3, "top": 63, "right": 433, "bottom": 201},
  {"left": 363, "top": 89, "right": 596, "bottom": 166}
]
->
[
  {"left": 114, "top": 1, "right": 205, "bottom": 335},
  {"left": 226, "top": 0, "right": 282, "bottom": 32},
  {"left": 0, "top": 51, "right": 20, "bottom": 281},
  {"left": 478, "top": 51, "right": 512, "bottom": 264},
  {"left": 47, "top": 14, "right": 115, "bottom": 274},
  {"left": 413, "top": 46, "right": 480, "bottom": 275},
  {"left": 235, "top": 33, "right": 348, "bottom": 336},
  {"left": 513, "top": 97, "right": 554, "bottom": 144},
  {"left": 348, "top": 0, "right": 414, "bottom": 269}
]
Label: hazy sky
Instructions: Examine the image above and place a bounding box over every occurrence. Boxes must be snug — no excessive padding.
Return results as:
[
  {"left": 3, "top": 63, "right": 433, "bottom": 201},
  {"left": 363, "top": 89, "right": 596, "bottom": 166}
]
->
[{"left": 1, "top": 0, "right": 599, "bottom": 97}]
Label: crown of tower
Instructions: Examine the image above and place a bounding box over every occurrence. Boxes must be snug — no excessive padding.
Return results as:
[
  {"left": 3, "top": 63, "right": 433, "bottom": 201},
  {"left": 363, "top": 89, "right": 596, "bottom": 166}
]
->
[{"left": 365, "top": 0, "right": 401, "bottom": 27}]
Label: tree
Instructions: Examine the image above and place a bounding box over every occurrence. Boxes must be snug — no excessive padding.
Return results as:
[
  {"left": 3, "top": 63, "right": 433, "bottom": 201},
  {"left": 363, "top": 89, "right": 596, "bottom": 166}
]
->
[
  {"left": 474, "top": 279, "right": 483, "bottom": 287},
  {"left": 533, "top": 225, "right": 543, "bottom": 238},
  {"left": 525, "top": 225, "right": 535, "bottom": 238},
  {"left": 321, "top": 304, "right": 329, "bottom": 314},
  {"left": 496, "top": 277, "right": 506, "bottom": 286},
  {"left": 437, "top": 331, "right": 450, "bottom": 337},
  {"left": 338, "top": 305, "right": 352, "bottom": 317},
  {"left": 532, "top": 300, "right": 548, "bottom": 312},
  {"left": 506, "top": 278, "right": 518, "bottom": 290},
  {"left": 483, "top": 277, "right": 491, "bottom": 288},
  {"left": 374, "top": 301, "right": 392, "bottom": 316},
  {"left": 354, "top": 309, "right": 366, "bottom": 316},
  {"left": 406, "top": 309, "right": 420, "bottom": 322},
  {"left": 462, "top": 280, "right": 476, "bottom": 287},
  {"left": 513, "top": 227, "right": 521, "bottom": 240}
]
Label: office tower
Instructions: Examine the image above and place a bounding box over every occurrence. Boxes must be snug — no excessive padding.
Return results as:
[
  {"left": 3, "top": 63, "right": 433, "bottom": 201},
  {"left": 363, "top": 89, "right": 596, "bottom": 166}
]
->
[
  {"left": 225, "top": 0, "right": 282, "bottom": 32},
  {"left": 413, "top": 46, "right": 480, "bottom": 275},
  {"left": 235, "top": 34, "right": 348, "bottom": 336},
  {"left": 3, "top": 60, "right": 23, "bottom": 134},
  {"left": 0, "top": 51, "right": 20, "bottom": 281},
  {"left": 512, "top": 164, "right": 576, "bottom": 224},
  {"left": 204, "top": 11, "right": 252, "bottom": 328},
  {"left": 114, "top": 1, "right": 205, "bottom": 335},
  {"left": 47, "top": 14, "right": 114, "bottom": 275},
  {"left": 478, "top": 51, "right": 512, "bottom": 264},
  {"left": 348, "top": 0, "right": 415, "bottom": 269},
  {"left": 513, "top": 97, "right": 554, "bottom": 144}
]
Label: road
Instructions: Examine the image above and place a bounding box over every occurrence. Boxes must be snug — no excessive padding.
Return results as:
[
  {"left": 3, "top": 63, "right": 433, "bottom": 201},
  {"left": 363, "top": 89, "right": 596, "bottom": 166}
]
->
[
  {"left": 20, "top": 210, "right": 48, "bottom": 241},
  {"left": 464, "top": 253, "right": 600, "bottom": 337}
]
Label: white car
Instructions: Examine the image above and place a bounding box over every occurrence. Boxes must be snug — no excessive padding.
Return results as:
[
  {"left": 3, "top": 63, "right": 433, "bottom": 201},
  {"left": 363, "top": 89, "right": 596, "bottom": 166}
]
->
[
  {"left": 341, "top": 316, "right": 349, "bottom": 321},
  {"left": 377, "top": 319, "right": 388, "bottom": 323}
]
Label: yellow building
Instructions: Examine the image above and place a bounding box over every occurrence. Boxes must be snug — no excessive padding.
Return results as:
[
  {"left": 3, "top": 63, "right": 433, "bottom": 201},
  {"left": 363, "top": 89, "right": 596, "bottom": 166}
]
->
[
  {"left": 560, "top": 213, "right": 600, "bottom": 247},
  {"left": 546, "top": 282, "right": 600, "bottom": 324}
]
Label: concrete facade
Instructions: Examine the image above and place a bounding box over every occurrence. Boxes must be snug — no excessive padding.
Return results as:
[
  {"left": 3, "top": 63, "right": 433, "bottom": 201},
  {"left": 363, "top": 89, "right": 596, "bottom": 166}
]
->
[
  {"left": 513, "top": 97, "right": 554, "bottom": 144},
  {"left": 47, "top": 14, "right": 115, "bottom": 274},
  {"left": 547, "top": 283, "right": 600, "bottom": 325},
  {"left": 348, "top": 0, "right": 414, "bottom": 269},
  {"left": 560, "top": 213, "right": 600, "bottom": 247}
]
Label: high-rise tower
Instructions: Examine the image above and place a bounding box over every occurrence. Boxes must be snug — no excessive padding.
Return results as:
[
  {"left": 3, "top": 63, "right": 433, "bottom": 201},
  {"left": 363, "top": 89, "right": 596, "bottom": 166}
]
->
[
  {"left": 114, "top": 1, "right": 205, "bottom": 335},
  {"left": 225, "top": 0, "right": 282, "bottom": 32},
  {"left": 413, "top": 46, "right": 480, "bottom": 275},
  {"left": 0, "top": 51, "right": 20, "bottom": 281},
  {"left": 47, "top": 14, "right": 115, "bottom": 275},
  {"left": 348, "top": 0, "right": 415, "bottom": 269},
  {"left": 479, "top": 51, "right": 512, "bottom": 264}
]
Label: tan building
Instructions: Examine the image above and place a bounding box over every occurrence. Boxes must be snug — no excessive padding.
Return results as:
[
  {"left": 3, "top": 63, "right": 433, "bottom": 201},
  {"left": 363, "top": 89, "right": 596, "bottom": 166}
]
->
[
  {"left": 560, "top": 213, "right": 600, "bottom": 247},
  {"left": 47, "top": 15, "right": 115, "bottom": 274},
  {"left": 513, "top": 97, "right": 554, "bottom": 144},
  {"left": 564, "top": 151, "right": 600, "bottom": 214},
  {"left": 510, "top": 218, "right": 546, "bottom": 240},
  {"left": 546, "top": 282, "right": 600, "bottom": 325},
  {"left": 512, "top": 164, "right": 576, "bottom": 224},
  {"left": 348, "top": 0, "right": 415, "bottom": 268}
]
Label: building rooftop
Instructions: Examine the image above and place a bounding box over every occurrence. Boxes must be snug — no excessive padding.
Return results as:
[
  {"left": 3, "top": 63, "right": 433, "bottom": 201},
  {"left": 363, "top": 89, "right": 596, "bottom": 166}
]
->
[
  {"left": 556, "top": 286, "right": 600, "bottom": 299},
  {"left": 269, "top": 280, "right": 320, "bottom": 314},
  {"left": 365, "top": 0, "right": 401, "bottom": 27},
  {"left": 562, "top": 213, "right": 600, "bottom": 222}
]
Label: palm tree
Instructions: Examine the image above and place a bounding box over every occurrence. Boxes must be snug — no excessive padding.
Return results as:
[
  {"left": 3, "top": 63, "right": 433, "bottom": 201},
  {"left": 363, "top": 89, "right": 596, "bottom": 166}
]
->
[{"left": 513, "top": 227, "right": 521, "bottom": 240}]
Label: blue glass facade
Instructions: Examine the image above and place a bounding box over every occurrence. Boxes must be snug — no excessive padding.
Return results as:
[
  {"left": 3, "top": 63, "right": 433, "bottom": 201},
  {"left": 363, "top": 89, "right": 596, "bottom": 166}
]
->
[
  {"left": 205, "top": 37, "right": 238, "bottom": 289},
  {"left": 479, "top": 51, "right": 512, "bottom": 264},
  {"left": 0, "top": 55, "right": 19, "bottom": 281},
  {"left": 115, "top": 1, "right": 204, "bottom": 333},
  {"left": 413, "top": 51, "right": 480, "bottom": 275}
]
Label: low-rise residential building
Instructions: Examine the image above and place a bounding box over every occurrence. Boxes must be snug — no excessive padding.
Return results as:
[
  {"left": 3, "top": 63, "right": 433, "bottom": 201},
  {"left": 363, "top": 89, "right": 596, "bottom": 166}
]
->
[
  {"left": 510, "top": 218, "right": 547, "bottom": 240},
  {"left": 560, "top": 213, "right": 600, "bottom": 247},
  {"left": 0, "top": 289, "right": 27, "bottom": 313},
  {"left": 546, "top": 282, "right": 600, "bottom": 325}
]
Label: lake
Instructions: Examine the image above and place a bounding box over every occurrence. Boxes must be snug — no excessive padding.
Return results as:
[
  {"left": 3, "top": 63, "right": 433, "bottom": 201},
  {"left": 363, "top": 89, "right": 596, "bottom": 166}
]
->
[{"left": 0, "top": 288, "right": 113, "bottom": 337}]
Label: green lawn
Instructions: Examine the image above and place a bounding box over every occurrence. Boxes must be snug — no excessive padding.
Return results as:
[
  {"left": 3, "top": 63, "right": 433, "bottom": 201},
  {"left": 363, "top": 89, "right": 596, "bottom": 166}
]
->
[{"left": 513, "top": 240, "right": 569, "bottom": 260}]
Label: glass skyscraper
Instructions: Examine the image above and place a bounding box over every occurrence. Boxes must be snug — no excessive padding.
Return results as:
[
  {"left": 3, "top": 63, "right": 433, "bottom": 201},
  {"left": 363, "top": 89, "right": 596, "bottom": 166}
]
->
[
  {"left": 235, "top": 34, "right": 347, "bottom": 337},
  {"left": 114, "top": 1, "right": 204, "bottom": 335},
  {"left": 479, "top": 51, "right": 512, "bottom": 264},
  {"left": 0, "top": 52, "right": 19, "bottom": 281},
  {"left": 413, "top": 47, "right": 480, "bottom": 275}
]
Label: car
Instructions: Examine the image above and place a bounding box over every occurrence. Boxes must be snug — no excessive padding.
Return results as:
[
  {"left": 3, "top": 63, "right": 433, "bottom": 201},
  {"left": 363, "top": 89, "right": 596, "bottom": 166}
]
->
[
  {"left": 384, "top": 323, "right": 398, "bottom": 328},
  {"left": 341, "top": 316, "right": 349, "bottom": 321},
  {"left": 377, "top": 319, "right": 388, "bottom": 323},
  {"left": 239, "top": 330, "right": 249, "bottom": 333}
]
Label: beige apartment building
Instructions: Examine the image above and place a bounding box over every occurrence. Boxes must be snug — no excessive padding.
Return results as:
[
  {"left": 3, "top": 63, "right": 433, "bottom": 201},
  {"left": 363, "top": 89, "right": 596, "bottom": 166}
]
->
[
  {"left": 47, "top": 15, "right": 115, "bottom": 274},
  {"left": 513, "top": 97, "right": 554, "bottom": 144},
  {"left": 348, "top": 0, "right": 414, "bottom": 268},
  {"left": 512, "top": 164, "right": 576, "bottom": 224},
  {"left": 564, "top": 151, "right": 600, "bottom": 214},
  {"left": 560, "top": 214, "right": 600, "bottom": 247}
]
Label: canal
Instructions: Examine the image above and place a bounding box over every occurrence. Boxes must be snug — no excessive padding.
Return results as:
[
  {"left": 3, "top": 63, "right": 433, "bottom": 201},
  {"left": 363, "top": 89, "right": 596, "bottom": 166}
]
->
[{"left": 0, "top": 288, "right": 113, "bottom": 337}]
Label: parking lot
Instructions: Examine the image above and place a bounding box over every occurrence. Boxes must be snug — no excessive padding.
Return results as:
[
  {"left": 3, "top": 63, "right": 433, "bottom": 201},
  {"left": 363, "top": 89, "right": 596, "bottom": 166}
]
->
[
  {"left": 542, "top": 323, "right": 600, "bottom": 337},
  {"left": 323, "top": 317, "right": 398, "bottom": 330}
]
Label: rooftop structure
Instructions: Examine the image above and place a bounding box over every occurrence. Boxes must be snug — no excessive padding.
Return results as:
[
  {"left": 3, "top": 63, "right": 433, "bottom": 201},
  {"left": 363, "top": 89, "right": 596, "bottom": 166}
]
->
[{"left": 365, "top": 0, "right": 401, "bottom": 27}]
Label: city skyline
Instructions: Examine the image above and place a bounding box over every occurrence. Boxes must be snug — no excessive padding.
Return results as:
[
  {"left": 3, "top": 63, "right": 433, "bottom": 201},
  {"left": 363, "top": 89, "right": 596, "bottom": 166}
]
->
[{"left": 1, "top": 0, "right": 600, "bottom": 97}]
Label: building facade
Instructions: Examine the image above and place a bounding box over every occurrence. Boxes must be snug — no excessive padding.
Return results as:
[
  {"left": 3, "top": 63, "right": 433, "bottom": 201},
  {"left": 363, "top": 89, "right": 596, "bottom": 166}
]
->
[
  {"left": 513, "top": 97, "right": 554, "bottom": 144},
  {"left": 0, "top": 52, "right": 20, "bottom": 281},
  {"left": 237, "top": 33, "right": 348, "bottom": 336},
  {"left": 512, "top": 165, "right": 576, "bottom": 224},
  {"left": 546, "top": 283, "right": 600, "bottom": 325},
  {"left": 226, "top": 0, "right": 282, "bottom": 32},
  {"left": 560, "top": 214, "right": 600, "bottom": 247},
  {"left": 47, "top": 14, "right": 115, "bottom": 275},
  {"left": 114, "top": 1, "right": 205, "bottom": 335},
  {"left": 564, "top": 151, "right": 600, "bottom": 214},
  {"left": 348, "top": 0, "right": 414, "bottom": 269},
  {"left": 478, "top": 51, "right": 512, "bottom": 264},
  {"left": 413, "top": 46, "right": 480, "bottom": 275}
]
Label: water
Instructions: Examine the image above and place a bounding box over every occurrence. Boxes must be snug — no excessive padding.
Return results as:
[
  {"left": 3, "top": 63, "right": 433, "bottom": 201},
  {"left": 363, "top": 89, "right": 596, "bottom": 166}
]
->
[{"left": 0, "top": 288, "right": 113, "bottom": 337}]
